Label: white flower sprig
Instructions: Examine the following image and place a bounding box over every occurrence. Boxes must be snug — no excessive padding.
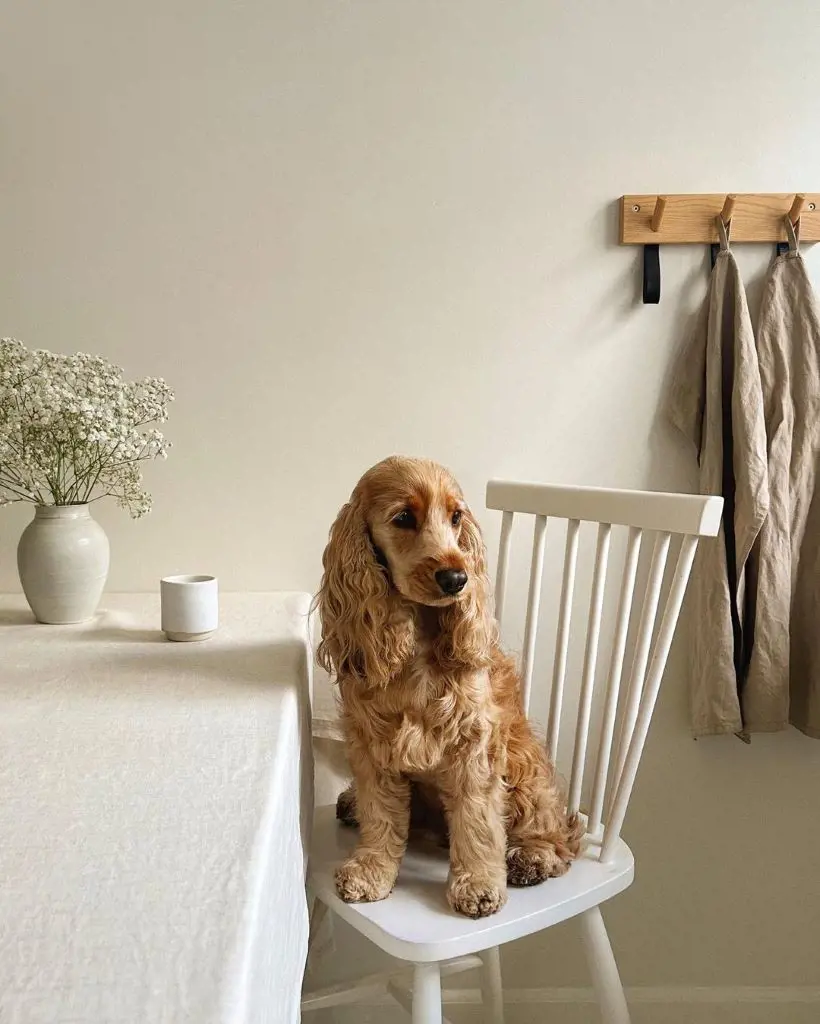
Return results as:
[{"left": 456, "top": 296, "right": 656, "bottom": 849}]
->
[{"left": 0, "top": 338, "right": 174, "bottom": 518}]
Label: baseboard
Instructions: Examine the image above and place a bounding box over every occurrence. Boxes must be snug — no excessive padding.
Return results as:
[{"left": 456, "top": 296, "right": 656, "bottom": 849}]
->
[
  {"left": 438, "top": 985, "right": 820, "bottom": 1006},
  {"left": 357, "top": 984, "right": 820, "bottom": 1008},
  {"left": 323, "top": 984, "right": 820, "bottom": 1024}
]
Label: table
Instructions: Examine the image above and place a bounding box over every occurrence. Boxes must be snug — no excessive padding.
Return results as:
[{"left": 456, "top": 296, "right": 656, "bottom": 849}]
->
[{"left": 0, "top": 592, "right": 314, "bottom": 1024}]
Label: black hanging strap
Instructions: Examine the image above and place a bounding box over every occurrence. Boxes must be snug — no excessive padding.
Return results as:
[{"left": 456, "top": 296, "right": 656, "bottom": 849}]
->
[{"left": 642, "top": 244, "right": 660, "bottom": 304}]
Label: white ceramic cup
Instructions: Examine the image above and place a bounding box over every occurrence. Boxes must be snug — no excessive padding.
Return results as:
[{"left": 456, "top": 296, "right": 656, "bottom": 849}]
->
[{"left": 160, "top": 574, "right": 218, "bottom": 641}]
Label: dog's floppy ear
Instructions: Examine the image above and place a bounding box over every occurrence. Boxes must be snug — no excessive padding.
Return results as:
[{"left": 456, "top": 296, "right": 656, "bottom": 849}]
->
[
  {"left": 457, "top": 505, "right": 489, "bottom": 580},
  {"left": 317, "top": 495, "right": 413, "bottom": 687},
  {"left": 436, "top": 505, "right": 497, "bottom": 669}
]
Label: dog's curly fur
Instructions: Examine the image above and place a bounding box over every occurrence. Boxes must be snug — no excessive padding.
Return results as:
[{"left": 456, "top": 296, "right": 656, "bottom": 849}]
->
[{"left": 317, "top": 456, "right": 583, "bottom": 918}]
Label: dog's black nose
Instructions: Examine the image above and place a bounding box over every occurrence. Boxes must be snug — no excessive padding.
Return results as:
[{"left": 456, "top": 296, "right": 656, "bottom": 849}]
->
[{"left": 435, "top": 568, "right": 468, "bottom": 595}]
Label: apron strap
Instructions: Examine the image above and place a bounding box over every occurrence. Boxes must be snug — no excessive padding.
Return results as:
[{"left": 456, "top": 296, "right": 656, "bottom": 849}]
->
[
  {"left": 784, "top": 214, "right": 800, "bottom": 253},
  {"left": 716, "top": 214, "right": 731, "bottom": 251}
]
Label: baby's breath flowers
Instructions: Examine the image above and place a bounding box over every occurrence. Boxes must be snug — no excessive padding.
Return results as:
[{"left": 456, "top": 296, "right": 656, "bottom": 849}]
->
[{"left": 0, "top": 338, "right": 173, "bottom": 517}]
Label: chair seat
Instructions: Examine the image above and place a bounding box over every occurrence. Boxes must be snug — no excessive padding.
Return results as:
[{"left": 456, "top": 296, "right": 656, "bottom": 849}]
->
[{"left": 308, "top": 804, "right": 634, "bottom": 963}]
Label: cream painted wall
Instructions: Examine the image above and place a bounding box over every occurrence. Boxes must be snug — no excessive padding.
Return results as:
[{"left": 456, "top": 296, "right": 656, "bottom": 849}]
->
[{"left": 3, "top": 1, "right": 820, "bottom": 1018}]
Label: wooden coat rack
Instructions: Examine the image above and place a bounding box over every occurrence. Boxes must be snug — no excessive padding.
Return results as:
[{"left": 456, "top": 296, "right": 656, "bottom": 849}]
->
[
  {"left": 620, "top": 193, "right": 820, "bottom": 243},
  {"left": 619, "top": 193, "right": 818, "bottom": 302}
]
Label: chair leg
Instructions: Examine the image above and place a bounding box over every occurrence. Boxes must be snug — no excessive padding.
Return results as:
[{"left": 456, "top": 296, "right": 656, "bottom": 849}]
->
[
  {"left": 579, "top": 906, "right": 631, "bottom": 1024},
  {"left": 478, "top": 946, "right": 505, "bottom": 1023},
  {"left": 305, "top": 894, "right": 334, "bottom": 973},
  {"left": 412, "top": 962, "right": 442, "bottom": 1024}
]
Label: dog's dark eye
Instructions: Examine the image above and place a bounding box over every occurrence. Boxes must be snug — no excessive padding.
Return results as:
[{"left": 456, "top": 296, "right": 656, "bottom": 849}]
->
[
  {"left": 392, "top": 509, "right": 417, "bottom": 530},
  {"left": 451, "top": 509, "right": 463, "bottom": 526}
]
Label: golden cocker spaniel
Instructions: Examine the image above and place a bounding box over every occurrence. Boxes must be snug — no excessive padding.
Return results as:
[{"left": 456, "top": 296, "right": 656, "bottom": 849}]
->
[{"left": 317, "top": 456, "right": 582, "bottom": 918}]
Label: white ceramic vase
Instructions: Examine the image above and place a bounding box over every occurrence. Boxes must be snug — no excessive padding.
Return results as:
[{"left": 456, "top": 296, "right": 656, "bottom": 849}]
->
[{"left": 17, "top": 505, "right": 110, "bottom": 624}]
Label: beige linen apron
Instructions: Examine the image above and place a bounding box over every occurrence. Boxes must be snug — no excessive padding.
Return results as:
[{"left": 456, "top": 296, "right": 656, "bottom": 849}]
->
[
  {"left": 669, "top": 218, "right": 769, "bottom": 736},
  {"left": 744, "top": 218, "right": 820, "bottom": 737}
]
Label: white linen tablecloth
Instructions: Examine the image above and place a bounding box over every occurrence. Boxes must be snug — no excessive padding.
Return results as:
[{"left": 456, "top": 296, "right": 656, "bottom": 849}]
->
[{"left": 0, "top": 592, "right": 313, "bottom": 1024}]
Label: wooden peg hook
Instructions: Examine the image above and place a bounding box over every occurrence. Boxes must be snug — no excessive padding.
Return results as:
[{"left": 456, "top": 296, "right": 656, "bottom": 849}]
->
[
  {"left": 720, "top": 194, "right": 737, "bottom": 225},
  {"left": 789, "top": 193, "right": 806, "bottom": 225},
  {"left": 650, "top": 195, "right": 668, "bottom": 232}
]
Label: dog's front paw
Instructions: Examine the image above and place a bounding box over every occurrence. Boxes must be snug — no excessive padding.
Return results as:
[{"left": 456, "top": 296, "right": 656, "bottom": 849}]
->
[
  {"left": 506, "top": 843, "right": 571, "bottom": 886},
  {"left": 335, "top": 856, "right": 396, "bottom": 903},
  {"left": 447, "top": 874, "right": 507, "bottom": 918}
]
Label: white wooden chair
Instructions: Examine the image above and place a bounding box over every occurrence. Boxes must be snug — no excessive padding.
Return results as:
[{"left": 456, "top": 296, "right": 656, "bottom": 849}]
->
[{"left": 302, "top": 481, "right": 722, "bottom": 1023}]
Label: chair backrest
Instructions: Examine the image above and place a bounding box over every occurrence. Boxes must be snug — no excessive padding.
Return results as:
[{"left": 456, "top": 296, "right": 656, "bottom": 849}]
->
[{"left": 486, "top": 480, "right": 722, "bottom": 863}]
